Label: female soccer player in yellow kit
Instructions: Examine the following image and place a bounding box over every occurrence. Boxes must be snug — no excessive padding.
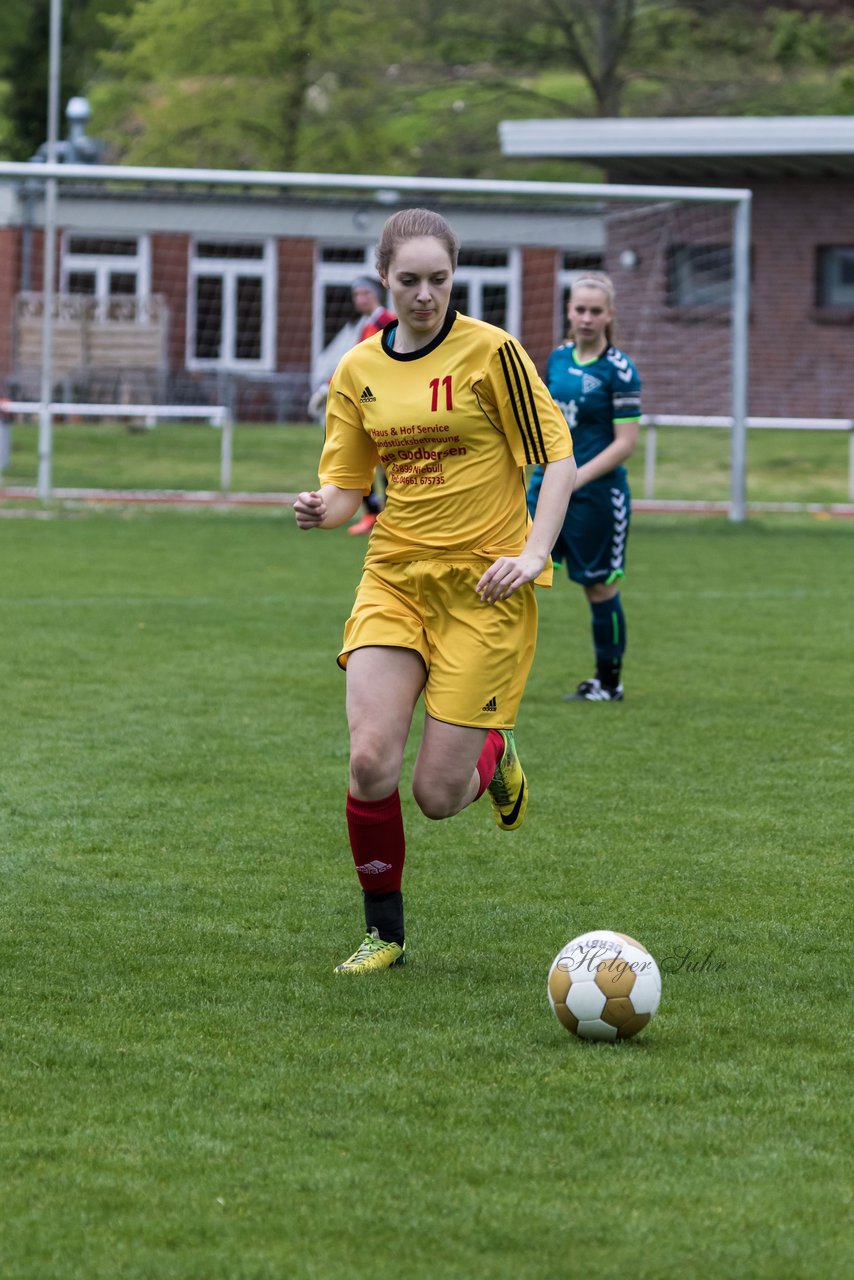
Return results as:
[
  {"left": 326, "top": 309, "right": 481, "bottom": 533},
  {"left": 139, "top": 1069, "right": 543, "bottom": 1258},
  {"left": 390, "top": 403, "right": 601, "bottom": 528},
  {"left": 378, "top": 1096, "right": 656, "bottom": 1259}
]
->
[{"left": 294, "top": 209, "right": 576, "bottom": 972}]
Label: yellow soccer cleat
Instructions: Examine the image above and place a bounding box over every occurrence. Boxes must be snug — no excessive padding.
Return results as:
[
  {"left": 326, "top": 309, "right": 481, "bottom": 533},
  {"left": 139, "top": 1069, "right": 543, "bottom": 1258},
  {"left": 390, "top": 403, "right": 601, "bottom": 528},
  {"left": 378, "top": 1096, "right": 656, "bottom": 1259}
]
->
[
  {"left": 334, "top": 927, "right": 406, "bottom": 974},
  {"left": 487, "top": 729, "right": 528, "bottom": 831}
]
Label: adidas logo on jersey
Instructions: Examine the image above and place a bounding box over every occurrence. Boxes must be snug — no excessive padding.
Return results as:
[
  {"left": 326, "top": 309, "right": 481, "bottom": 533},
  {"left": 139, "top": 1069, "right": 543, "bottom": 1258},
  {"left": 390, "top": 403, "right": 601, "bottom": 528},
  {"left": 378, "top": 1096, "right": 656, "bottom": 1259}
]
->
[
  {"left": 360, "top": 386, "right": 376, "bottom": 403},
  {"left": 482, "top": 696, "right": 498, "bottom": 712}
]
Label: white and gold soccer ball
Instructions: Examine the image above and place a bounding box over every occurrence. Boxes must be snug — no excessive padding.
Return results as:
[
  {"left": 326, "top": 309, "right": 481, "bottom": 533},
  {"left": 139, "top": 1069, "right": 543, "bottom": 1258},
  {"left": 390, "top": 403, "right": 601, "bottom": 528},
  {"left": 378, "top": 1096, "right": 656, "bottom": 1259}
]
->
[{"left": 548, "top": 930, "right": 661, "bottom": 1042}]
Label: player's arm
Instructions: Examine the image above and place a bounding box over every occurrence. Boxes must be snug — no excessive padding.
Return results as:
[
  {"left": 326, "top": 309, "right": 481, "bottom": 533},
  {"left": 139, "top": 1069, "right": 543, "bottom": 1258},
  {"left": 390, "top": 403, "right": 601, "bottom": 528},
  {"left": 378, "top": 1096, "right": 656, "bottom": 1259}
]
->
[
  {"left": 301, "top": 367, "right": 379, "bottom": 528},
  {"left": 574, "top": 419, "right": 640, "bottom": 491},
  {"left": 475, "top": 338, "right": 576, "bottom": 602},
  {"left": 477, "top": 455, "right": 576, "bottom": 604},
  {"left": 294, "top": 484, "right": 363, "bottom": 530}
]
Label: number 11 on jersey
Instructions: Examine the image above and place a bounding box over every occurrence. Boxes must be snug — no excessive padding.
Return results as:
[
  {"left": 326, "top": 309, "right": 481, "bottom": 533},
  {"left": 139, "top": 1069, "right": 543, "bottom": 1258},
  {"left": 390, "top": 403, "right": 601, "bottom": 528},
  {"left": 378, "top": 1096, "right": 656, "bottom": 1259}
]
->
[{"left": 429, "top": 376, "right": 453, "bottom": 413}]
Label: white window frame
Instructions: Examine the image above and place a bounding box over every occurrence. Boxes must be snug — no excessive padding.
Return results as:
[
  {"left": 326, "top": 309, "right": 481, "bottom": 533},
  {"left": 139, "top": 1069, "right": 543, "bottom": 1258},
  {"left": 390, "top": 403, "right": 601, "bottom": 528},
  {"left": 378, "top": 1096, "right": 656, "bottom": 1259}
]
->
[
  {"left": 311, "top": 243, "right": 523, "bottom": 369},
  {"left": 60, "top": 233, "right": 151, "bottom": 317},
  {"left": 452, "top": 249, "right": 521, "bottom": 336},
  {"left": 312, "top": 246, "right": 377, "bottom": 373},
  {"left": 187, "top": 238, "right": 276, "bottom": 372}
]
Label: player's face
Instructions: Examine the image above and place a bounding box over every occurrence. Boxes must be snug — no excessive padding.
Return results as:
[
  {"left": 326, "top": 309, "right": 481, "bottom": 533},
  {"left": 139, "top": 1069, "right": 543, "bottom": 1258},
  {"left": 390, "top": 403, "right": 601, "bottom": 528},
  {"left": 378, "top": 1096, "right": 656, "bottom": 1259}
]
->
[
  {"left": 568, "top": 285, "right": 612, "bottom": 347},
  {"left": 381, "top": 236, "right": 454, "bottom": 345},
  {"left": 352, "top": 285, "right": 379, "bottom": 315}
]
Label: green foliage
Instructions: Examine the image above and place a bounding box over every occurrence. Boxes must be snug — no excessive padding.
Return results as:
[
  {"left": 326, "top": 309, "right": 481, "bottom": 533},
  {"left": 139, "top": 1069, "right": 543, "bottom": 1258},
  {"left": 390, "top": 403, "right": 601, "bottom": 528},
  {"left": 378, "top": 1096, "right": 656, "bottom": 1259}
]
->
[
  {"left": 90, "top": 0, "right": 335, "bottom": 168},
  {"left": 0, "top": 507, "right": 851, "bottom": 1277},
  {"left": 1, "top": 1, "right": 853, "bottom": 173},
  {"left": 0, "top": 0, "right": 133, "bottom": 160}
]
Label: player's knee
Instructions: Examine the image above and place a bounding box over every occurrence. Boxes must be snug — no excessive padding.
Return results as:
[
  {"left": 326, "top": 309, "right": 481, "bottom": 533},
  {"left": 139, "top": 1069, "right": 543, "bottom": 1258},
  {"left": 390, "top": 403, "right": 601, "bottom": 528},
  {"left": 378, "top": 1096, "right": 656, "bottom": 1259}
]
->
[
  {"left": 585, "top": 582, "right": 617, "bottom": 603},
  {"left": 349, "top": 741, "right": 399, "bottom": 800},
  {"left": 412, "top": 776, "right": 465, "bottom": 821}
]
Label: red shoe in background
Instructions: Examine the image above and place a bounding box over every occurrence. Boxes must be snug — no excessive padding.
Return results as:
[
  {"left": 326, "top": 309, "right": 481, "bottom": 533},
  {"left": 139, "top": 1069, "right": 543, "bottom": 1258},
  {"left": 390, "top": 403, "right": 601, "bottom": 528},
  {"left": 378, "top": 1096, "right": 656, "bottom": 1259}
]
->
[{"left": 348, "top": 513, "right": 378, "bottom": 536}]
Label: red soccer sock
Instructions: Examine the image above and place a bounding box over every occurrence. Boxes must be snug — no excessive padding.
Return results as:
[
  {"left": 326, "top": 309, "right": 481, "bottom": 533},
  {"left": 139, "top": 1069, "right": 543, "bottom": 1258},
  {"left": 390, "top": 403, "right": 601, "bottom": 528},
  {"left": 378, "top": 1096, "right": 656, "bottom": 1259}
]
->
[
  {"left": 474, "top": 729, "right": 505, "bottom": 799},
  {"left": 346, "top": 789, "right": 406, "bottom": 894}
]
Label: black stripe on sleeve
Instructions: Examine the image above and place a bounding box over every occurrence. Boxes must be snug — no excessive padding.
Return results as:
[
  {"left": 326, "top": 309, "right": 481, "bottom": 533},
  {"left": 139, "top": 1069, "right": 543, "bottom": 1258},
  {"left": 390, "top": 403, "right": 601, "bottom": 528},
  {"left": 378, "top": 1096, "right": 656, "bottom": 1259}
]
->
[
  {"left": 499, "top": 341, "right": 548, "bottom": 464},
  {"left": 497, "top": 345, "right": 533, "bottom": 463}
]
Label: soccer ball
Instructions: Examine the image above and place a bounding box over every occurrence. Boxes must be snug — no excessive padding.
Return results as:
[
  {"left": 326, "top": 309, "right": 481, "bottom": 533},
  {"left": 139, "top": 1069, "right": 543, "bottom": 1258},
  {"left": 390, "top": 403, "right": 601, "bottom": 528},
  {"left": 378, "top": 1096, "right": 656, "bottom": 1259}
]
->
[{"left": 548, "top": 930, "right": 661, "bottom": 1042}]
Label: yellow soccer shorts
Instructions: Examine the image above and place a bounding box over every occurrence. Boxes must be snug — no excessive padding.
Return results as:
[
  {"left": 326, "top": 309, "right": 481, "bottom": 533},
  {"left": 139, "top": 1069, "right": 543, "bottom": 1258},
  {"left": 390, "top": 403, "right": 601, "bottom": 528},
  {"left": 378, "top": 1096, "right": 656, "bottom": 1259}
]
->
[{"left": 337, "top": 558, "right": 538, "bottom": 729}]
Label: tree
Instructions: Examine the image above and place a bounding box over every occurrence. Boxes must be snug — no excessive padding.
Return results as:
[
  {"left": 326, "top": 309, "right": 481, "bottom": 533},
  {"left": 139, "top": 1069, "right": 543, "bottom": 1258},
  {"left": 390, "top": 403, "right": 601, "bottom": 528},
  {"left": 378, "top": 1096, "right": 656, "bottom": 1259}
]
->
[
  {"left": 91, "top": 0, "right": 347, "bottom": 169},
  {"left": 2, "top": 0, "right": 133, "bottom": 160},
  {"left": 6, "top": 0, "right": 850, "bottom": 175}
]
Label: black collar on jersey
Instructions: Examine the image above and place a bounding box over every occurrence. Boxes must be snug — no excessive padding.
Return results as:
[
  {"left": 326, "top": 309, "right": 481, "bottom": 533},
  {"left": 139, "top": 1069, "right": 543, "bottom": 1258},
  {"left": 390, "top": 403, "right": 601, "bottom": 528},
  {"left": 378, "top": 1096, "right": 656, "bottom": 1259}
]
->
[{"left": 381, "top": 309, "right": 458, "bottom": 361}]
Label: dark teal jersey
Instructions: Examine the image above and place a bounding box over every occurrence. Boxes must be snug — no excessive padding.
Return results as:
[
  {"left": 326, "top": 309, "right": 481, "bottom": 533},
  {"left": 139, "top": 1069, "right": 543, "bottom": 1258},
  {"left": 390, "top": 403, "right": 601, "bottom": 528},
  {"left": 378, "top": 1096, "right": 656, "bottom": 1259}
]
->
[{"left": 545, "top": 342, "right": 641, "bottom": 481}]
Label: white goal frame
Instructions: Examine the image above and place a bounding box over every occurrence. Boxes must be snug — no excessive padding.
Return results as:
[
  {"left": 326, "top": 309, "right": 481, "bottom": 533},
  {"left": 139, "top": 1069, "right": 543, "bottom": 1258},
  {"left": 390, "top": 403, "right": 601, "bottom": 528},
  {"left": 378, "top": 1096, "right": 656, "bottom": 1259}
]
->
[{"left": 0, "top": 160, "right": 752, "bottom": 517}]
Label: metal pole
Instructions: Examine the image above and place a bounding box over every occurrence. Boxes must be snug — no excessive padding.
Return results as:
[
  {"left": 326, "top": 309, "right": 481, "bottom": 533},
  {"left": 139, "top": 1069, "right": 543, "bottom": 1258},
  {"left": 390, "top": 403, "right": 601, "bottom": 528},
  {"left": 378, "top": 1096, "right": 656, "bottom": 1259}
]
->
[
  {"left": 644, "top": 424, "right": 657, "bottom": 500},
  {"left": 220, "top": 411, "right": 233, "bottom": 492},
  {"left": 37, "top": 0, "right": 62, "bottom": 501},
  {"left": 729, "top": 193, "right": 752, "bottom": 522}
]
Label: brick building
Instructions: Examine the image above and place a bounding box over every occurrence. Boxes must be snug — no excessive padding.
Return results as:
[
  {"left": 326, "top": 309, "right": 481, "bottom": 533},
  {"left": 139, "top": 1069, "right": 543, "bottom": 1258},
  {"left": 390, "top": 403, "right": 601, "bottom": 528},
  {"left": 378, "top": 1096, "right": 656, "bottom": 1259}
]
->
[
  {"left": 0, "top": 174, "right": 607, "bottom": 421},
  {"left": 500, "top": 116, "right": 854, "bottom": 419}
]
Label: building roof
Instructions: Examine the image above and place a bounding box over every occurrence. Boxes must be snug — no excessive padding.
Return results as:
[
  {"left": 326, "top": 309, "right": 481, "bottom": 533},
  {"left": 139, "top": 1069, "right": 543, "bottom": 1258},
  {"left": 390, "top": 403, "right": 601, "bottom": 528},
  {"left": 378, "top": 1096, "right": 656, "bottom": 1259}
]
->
[{"left": 499, "top": 116, "right": 854, "bottom": 181}]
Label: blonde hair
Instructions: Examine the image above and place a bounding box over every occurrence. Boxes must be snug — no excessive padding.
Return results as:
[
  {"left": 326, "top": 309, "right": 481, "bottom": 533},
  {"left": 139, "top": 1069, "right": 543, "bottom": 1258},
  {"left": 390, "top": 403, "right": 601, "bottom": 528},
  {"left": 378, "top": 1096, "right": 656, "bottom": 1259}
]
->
[
  {"left": 376, "top": 208, "right": 460, "bottom": 277},
  {"left": 568, "top": 271, "right": 616, "bottom": 346}
]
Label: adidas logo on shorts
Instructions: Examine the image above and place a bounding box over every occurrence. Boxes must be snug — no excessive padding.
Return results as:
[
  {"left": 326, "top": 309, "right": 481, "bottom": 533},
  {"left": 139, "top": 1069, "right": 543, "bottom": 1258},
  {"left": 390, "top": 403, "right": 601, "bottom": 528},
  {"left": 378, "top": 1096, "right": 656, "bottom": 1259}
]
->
[
  {"left": 482, "top": 696, "right": 498, "bottom": 712},
  {"left": 360, "top": 386, "right": 376, "bottom": 403}
]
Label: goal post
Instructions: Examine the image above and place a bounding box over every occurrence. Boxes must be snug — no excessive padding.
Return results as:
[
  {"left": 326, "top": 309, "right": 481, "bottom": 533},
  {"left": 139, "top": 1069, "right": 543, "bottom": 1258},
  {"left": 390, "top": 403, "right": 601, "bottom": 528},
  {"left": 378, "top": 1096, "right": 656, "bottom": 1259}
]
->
[{"left": 0, "top": 160, "right": 751, "bottom": 515}]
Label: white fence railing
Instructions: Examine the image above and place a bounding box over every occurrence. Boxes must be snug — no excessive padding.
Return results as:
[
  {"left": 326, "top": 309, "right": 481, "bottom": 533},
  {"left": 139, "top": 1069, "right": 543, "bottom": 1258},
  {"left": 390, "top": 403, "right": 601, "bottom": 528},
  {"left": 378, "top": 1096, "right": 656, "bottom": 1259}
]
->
[
  {"left": 3, "top": 408, "right": 851, "bottom": 509},
  {"left": 640, "top": 416, "right": 854, "bottom": 504},
  {"left": 0, "top": 401, "right": 233, "bottom": 490}
]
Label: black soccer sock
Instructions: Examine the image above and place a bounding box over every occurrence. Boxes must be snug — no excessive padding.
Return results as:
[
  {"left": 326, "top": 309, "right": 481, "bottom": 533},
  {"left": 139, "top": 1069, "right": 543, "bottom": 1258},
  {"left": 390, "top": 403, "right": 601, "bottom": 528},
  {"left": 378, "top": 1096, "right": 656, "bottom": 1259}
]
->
[
  {"left": 590, "top": 593, "right": 626, "bottom": 691},
  {"left": 364, "top": 488, "right": 382, "bottom": 516},
  {"left": 364, "top": 889, "right": 404, "bottom": 946}
]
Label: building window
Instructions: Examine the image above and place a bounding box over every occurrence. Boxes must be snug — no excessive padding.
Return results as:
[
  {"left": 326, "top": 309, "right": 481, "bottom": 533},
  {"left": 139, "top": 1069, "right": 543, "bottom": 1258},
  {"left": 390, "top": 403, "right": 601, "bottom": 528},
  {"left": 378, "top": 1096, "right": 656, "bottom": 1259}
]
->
[
  {"left": 666, "top": 244, "right": 732, "bottom": 306},
  {"left": 61, "top": 233, "right": 150, "bottom": 316},
  {"left": 188, "top": 239, "right": 275, "bottom": 371},
  {"left": 312, "top": 246, "right": 384, "bottom": 369},
  {"left": 312, "top": 242, "right": 521, "bottom": 374},
  {"left": 448, "top": 248, "right": 518, "bottom": 332},
  {"left": 321, "top": 246, "right": 369, "bottom": 263},
  {"left": 816, "top": 247, "right": 854, "bottom": 307}
]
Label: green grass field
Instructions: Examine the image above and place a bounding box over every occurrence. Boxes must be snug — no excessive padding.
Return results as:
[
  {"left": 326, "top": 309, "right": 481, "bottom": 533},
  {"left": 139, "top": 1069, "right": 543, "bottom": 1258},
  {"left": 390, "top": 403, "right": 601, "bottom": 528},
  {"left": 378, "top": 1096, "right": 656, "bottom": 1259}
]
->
[
  {"left": 0, "top": 505, "right": 850, "bottom": 1279},
  {"left": 1, "top": 419, "right": 852, "bottom": 507}
]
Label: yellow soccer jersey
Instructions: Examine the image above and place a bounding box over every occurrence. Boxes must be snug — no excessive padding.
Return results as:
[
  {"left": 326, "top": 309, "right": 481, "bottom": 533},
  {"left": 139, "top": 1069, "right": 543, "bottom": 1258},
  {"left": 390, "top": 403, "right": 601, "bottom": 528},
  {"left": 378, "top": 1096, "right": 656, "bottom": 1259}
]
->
[{"left": 319, "top": 310, "right": 573, "bottom": 575}]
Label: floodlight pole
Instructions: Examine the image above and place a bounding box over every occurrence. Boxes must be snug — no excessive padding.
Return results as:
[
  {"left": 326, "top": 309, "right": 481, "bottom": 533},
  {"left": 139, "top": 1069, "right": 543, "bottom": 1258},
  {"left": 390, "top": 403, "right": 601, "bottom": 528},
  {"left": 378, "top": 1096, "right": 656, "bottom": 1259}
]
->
[
  {"left": 37, "top": 0, "right": 62, "bottom": 500},
  {"left": 729, "top": 192, "right": 752, "bottom": 522}
]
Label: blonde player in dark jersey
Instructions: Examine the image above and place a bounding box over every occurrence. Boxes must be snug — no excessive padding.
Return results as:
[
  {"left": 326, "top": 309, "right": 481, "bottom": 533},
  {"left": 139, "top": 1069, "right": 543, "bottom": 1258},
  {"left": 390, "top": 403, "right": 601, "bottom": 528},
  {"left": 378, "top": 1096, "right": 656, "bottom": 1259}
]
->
[{"left": 295, "top": 209, "right": 576, "bottom": 973}]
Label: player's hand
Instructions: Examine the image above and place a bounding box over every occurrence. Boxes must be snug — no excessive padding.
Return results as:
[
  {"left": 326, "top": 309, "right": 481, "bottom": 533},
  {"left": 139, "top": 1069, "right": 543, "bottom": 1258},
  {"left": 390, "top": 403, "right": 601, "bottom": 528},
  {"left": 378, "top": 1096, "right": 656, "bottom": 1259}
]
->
[
  {"left": 293, "top": 490, "right": 327, "bottom": 529},
  {"left": 476, "top": 552, "right": 546, "bottom": 604}
]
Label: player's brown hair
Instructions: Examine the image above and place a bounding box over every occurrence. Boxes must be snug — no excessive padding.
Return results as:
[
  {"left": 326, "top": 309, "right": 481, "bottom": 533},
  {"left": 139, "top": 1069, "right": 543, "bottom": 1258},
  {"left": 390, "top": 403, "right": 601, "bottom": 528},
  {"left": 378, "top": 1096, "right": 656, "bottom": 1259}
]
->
[
  {"left": 376, "top": 208, "right": 460, "bottom": 276},
  {"left": 567, "top": 271, "right": 616, "bottom": 346}
]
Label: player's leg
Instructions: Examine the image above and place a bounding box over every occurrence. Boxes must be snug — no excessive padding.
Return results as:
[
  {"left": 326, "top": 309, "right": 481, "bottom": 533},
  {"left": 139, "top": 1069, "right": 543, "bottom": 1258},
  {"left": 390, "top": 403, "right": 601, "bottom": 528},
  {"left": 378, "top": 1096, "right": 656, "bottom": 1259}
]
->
[
  {"left": 577, "top": 579, "right": 626, "bottom": 700},
  {"left": 412, "top": 717, "right": 489, "bottom": 818},
  {"left": 412, "top": 563, "right": 535, "bottom": 830},
  {"left": 412, "top": 716, "right": 527, "bottom": 832},
  {"left": 336, "top": 645, "right": 425, "bottom": 973},
  {"left": 563, "top": 484, "right": 629, "bottom": 702}
]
